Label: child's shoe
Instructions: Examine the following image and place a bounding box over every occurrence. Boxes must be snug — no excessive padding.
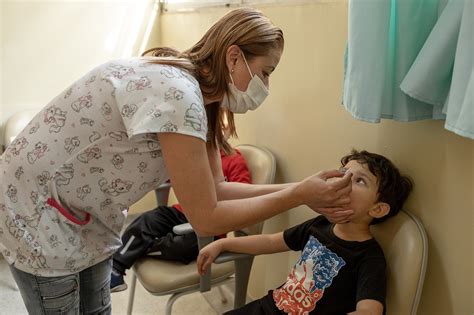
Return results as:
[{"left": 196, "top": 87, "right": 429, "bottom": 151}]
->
[{"left": 110, "top": 269, "right": 127, "bottom": 293}]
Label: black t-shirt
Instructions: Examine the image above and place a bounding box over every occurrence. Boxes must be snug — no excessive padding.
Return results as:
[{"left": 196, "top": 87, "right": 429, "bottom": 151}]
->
[{"left": 260, "top": 216, "right": 386, "bottom": 315}]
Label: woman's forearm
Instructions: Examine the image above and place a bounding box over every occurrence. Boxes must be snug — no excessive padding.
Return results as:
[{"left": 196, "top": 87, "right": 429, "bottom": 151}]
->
[
  {"left": 215, "top": 181, "right": 295, "bottom": 201},
  {"left": 193, "top": 185, "right": 302, "bottom": 236}
]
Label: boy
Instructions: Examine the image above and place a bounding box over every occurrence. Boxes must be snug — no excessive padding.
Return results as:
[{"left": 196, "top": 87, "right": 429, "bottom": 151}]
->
[{"left": 197, "top": 150, "right": 413, "bottom": 315}]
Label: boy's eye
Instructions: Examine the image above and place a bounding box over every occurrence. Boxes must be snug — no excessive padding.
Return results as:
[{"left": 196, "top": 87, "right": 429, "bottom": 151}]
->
[
  {"left": 262, "top": 71, "right": 269, "bottom": 78},
  {"left": 356, "top": 177, "right": 366, "bottom": 185}
]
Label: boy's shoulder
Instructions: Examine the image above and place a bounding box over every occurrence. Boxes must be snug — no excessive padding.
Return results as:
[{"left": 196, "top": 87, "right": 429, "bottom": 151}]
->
[{"left": 312, "top": 214, "right": 331, "bottom": 226}]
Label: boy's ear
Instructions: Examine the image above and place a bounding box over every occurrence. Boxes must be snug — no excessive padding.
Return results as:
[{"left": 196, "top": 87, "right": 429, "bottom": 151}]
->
[{"left": 369, "top": 202, "right": 390, "bottom": 219}]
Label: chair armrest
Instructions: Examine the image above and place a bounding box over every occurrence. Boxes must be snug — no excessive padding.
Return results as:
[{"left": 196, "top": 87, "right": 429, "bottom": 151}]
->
[
  {"left": 173, "top": 224, "right": 254, "bottom": 293},
  {"left": 155, "top": 183, "right": 172, "bottom": 206},
  {"left": 156, "top": 182, "right": 172, "bottom": 190},
  {"left": 170, "top": 223, "right": 215, "bottom": 292},
  {"left": 196, "top": 235, "right": 214, "bottom": 292},
  {"left": 198, "top": 231, "right": 253, "bottom": 292},
  {"left": 172, "top": 223, "right": 194, "bottom": 235}
]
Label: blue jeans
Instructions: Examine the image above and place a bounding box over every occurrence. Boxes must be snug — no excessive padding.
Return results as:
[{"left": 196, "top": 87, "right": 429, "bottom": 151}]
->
[{"left": 9, "top": 257, "right": 112, "bottom": 315}]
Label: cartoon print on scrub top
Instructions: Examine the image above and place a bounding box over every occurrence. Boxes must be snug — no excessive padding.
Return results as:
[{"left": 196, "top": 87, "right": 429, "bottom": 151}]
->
[
  {"left": 184, "top": 104, "right": 206, "bottom": 131},
  {"left": 64, "top": 136, "right": 81, "bottom": 154},
  {"left": 71, "top": 94, "right": 93, "bottom": 113},
  {"left": 26, "top": 142, "right": 49, "bottom": 164},
  {"left": 121, "top": 104, "right": 138, "bottom": 118},
  {"left": 165, "top": 87, "right": 184, "bottom": 101},
  {"left": 44, "top": 105, "right": 67, "bottom": 133},
  {"left": 273, "top": 236, "right": 346, "bottom": 315},
  {"left": 0, "top": 58, "right": 207, "bottom": 277},
  {"left": 101, "top": 103, "right": 113, "bottom": 121}
]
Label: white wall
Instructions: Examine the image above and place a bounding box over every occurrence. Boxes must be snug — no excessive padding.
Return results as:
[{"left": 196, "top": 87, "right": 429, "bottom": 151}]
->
[
  {"left": 0, "top": 0, "right": 4, "bottom": 150},
  {"left": 0, "top": 0, "right": 158, "bottom": 145}
]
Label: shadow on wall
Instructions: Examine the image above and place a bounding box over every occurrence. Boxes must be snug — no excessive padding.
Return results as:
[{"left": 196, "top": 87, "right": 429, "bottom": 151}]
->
[
  {"left": 375, "top": 120, "right": 460, "bottom": 314},
  {"left": 418, "top": 233, "right": 453, "bottom": 314}
]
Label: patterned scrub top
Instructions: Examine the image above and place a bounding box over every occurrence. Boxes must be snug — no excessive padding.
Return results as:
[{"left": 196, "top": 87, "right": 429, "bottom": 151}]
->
[{"left": 0, "top": 58, "right": 207, "bottom": 276}]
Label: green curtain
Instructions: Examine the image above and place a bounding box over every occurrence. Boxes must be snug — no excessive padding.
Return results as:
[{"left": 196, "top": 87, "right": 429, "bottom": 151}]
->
[{"left": 343, "top": 0, "right": 473, "bottom": 139}]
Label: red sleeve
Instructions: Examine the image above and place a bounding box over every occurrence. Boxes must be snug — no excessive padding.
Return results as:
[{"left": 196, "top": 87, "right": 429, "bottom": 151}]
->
[
  {"left": 174, "top": 150, "right": 250, "bottom": 213},
  {"left": 221, "top": 149, "right": 251, "bottom": 184}
]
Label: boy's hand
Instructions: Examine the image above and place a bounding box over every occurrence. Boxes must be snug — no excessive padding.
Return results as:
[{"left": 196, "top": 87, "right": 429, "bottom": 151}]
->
[{"left": 197, "top": 241, "right": 223, "bottom": 275}]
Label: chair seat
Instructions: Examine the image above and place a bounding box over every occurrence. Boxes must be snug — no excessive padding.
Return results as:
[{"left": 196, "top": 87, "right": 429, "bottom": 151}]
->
[{"left": 133, "top": 257, "right": 235, "bottom": 295}]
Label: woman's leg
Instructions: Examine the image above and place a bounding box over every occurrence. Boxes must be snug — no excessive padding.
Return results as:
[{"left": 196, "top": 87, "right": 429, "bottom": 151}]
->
[
  {"left": 78, "top": 257, "right": 112, "bottom": 315},
  {"left": 9, "top": 265, "right": 80, "bottom": 315}
]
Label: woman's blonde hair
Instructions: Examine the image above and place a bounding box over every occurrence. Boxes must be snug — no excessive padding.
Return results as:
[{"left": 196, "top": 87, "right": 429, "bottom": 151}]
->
[{"left": 142, "top": 7, "right": 284, "bottom": 154}]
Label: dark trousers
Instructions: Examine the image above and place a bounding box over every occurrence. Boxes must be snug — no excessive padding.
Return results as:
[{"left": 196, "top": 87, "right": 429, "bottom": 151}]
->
[
  {"left": 113, "top": 206, "right": 198, "bottom": 274},
  {"left": 224, "top": 294, "right": 282, "bottom": 315},
  {"left": 224, "top": 298, "right": 271, "bottom": 315}
]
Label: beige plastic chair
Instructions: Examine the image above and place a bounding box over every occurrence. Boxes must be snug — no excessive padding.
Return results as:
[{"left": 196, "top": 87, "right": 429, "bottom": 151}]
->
[
  {"left": 370, "top": 209, "right": 428, "bottom": 315},
  {"left": 127, "top": 144, "right": 276, "bottom": 315},
  {"left": 2, "top": 110, "right": 39, "bottom": 147}
]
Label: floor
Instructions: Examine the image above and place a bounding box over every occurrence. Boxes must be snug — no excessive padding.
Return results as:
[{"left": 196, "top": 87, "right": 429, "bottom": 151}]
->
[{"left": 0, "top": 257, "right": 236, "bottom": 314}]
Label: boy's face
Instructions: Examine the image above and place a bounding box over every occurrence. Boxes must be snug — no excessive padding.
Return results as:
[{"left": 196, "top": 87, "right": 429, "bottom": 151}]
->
[{"left": 344, "top": 160, "right": 381, "bottom": 223}]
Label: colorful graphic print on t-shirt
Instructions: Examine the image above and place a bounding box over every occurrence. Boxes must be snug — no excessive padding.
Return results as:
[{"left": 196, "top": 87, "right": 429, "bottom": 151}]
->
[{"left": 273, "top": 236, "right": 346, "bottom": 315}]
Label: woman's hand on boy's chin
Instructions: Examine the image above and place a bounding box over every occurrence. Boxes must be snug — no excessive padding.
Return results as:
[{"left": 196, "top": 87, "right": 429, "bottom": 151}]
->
[
  {"left": 295, "top": 169, "right": 353, "bottom": 210},
  {"left": 314, "top": 207, "right": 354, "bottom": 223}
]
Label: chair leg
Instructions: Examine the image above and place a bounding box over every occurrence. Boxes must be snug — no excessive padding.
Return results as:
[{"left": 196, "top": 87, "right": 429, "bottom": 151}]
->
[
  {"left": 234, "top": 257, "right": 254, "bottom": 309},
  {"left": 127, "top": 272, "right": 138, "bottom": 315},
  {"left": 166, "top": 291, "right": 195, "bottom": 315},
  {"left": 217, "top": 285, "right": 228, "bottom": 304}
]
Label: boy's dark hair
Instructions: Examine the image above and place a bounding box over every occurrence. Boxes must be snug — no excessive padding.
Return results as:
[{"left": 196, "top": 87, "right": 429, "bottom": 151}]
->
[{"left": 341, "top": 150, "right": 413, "bottom": 225}]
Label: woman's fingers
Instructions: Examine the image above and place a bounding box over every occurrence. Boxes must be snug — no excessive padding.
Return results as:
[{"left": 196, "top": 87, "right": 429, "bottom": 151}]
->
[
  {"left": 325, "top": 171, "right": 352, "bottom": 206},
  {"left": 333, "top": 209, "right": 353, "bottom": 220},
  {"left": 332, "top": 196, "right": 351, "bottom": 206},
  {"left": 330, "top": 171, "right": 352, "bottom": 191},
  {"left": 318, "top": 169, "right": 345, "bottom": 180},
  {"left": 300, "top": 168, "right": 353, "bottom": 209},
  {"left": 316, "top": 207, "right": 353, "bottom": 222}
]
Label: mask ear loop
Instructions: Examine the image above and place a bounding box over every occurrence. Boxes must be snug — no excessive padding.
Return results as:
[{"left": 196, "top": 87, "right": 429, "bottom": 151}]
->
[
  {"left": 228, "top": 51, "right": 253, "bottom": 85},
  {"left": 241, "top": 52, "right": 254, "bottom": 78},
  {"left": 229, "top": 68, "right": 235, "bottom": 84}
]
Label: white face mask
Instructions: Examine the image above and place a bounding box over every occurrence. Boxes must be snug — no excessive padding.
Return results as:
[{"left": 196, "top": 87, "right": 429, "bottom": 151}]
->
[{"left": 221, "top": 53, "right": 269, "bottom": 114}]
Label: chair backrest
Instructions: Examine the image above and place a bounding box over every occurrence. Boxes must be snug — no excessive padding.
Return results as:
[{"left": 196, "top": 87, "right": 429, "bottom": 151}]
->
[
  {"left": 3, "top": 110, "right": 38, "bottom": 146},
  {"left": 154, "top": 144, "right": 276, "bottom": 235},
  {"left": 234, "top": 144, "right": 276, "bottom": 236},
  {"left": 370, "top": 209, "right": 428, "bottom": 315}
]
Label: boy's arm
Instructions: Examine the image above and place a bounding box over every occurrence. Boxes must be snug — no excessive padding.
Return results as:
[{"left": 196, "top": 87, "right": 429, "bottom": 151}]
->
[
  {"left": 197, "top": 232, "right": 289, "bottom": 275},
  {"left": 348, "top": 299, "right": 384, "bottom": 315}
]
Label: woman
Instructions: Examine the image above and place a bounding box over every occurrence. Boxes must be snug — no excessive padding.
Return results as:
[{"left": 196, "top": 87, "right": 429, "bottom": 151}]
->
[{"left": 0, "top": 8, "right": 352, "bottom": 314}]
